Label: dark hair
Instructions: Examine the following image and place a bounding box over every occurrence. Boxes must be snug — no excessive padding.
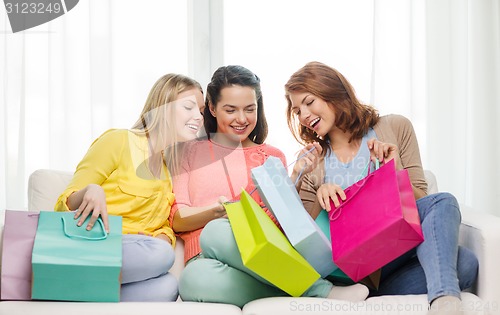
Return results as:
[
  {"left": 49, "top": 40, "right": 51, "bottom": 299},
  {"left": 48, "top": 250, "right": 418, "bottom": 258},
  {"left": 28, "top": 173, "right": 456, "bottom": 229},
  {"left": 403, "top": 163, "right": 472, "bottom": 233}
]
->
[
  {"left": 204, "top": 65, "right": 268, "bottom": 144},
  {"left": 285, "top": 61, "right": 379, "bottom": 157}
]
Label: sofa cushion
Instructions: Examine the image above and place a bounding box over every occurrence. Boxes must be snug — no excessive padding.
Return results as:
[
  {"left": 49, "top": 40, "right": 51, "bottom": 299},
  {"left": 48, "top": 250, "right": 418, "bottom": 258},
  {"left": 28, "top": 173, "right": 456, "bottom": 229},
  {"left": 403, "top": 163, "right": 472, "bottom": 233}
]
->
[
  {"left": 0, "top": 301, "right": 242, "bottom": 315},
  {"left": 242, "top": 292, "right": 486, "bottom": 315}
]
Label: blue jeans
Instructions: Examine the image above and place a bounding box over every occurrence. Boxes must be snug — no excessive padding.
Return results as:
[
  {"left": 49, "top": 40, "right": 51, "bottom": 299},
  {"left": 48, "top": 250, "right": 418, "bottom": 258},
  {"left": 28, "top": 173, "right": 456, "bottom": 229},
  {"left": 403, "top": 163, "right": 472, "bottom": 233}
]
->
[
  {"left": 369, "top": 192, "right": 478, "bottom": 302},
  {"left": 120, "top": 234, "right": 178, "bottom": 301}
]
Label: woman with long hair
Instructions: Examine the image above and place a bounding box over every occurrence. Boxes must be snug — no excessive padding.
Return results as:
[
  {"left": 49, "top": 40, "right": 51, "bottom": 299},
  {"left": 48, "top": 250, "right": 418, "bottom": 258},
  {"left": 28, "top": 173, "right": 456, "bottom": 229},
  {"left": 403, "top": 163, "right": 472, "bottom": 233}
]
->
[{"left": 55, "top": 73, "right": 204, "bottom": 301}]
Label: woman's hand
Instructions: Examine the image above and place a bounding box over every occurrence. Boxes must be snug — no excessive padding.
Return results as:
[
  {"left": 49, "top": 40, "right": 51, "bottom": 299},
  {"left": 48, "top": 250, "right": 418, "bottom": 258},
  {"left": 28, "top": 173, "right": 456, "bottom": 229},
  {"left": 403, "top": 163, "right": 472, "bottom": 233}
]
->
[
  {"left": 293, "top": 142, "right": 322, "bottom": 176},
  {"left": 317, "top": 183, "right": 346, "bottom": 211},
  {"left": 173, "top": 196, "right": 230, "bottom": 232},
  {"left": 367, "top": 139, "right": 399, "bottom": 165},
  {"left": 291, "top": 142, "right": 322, "bottom": 188},
  {"left": 212, "top": 196, "right": 229, "bottom": 219},
  {"left": 74, "top": 184, "right": 109, "bottom": 233}
]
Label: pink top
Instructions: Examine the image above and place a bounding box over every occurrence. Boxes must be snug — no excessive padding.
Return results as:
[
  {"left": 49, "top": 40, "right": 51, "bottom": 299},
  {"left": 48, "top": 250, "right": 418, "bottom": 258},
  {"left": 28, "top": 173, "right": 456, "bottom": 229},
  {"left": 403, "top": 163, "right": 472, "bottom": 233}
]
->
[{"left": 171, "top": 139, "right": 287, "bottom": 263}]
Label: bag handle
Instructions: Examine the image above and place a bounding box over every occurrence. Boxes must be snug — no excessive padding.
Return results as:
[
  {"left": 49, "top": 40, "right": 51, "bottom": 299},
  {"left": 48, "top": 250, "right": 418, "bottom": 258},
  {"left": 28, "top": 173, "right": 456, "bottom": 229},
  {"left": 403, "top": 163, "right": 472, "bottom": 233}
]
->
[
  {"left": 291, "top": 146, "right": 317, "bottom": 186},
  {"left": 329, "top": 159, "right": 380, "bottom": 221},
  {"left": 230, "top": 146, "right": 318, "bottom": 203},
  {"left": 365, "top": 158, "right": 380, "bottom": 176},
  {"left": 61, "top": 216, "right": 108, "bottom": 240}
]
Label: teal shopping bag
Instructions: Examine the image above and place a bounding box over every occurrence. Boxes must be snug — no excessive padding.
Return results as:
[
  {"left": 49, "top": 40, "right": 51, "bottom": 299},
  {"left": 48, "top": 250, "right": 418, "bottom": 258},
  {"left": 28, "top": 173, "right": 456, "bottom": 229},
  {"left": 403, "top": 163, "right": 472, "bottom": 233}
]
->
[{"left": 31, "top": 211, "right": 122, "bottom": 302}]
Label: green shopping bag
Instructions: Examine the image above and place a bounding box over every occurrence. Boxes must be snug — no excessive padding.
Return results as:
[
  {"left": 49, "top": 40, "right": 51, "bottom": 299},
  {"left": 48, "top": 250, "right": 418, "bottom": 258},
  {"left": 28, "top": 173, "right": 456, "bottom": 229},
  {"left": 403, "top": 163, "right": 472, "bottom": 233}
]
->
[
  {"left": 225, "top": 189, "right": 320, "bottom": 297},
  {"left": 31, "top": 211, "right": 122, "bottom": 302}
]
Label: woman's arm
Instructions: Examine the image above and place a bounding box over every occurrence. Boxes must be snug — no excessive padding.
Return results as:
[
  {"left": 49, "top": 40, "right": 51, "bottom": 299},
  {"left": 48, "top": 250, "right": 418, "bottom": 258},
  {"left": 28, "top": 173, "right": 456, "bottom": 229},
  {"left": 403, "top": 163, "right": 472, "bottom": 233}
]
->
[
  {"left": 298, "top": 163, "right": 324, "bottom": 220},
  {"left": 55, "top": 129, "right": 125, "bottom": 232},
  {"left": 412, "top": 185, "right": 427, "bottom": 200},
  {"left": 374, "top": 115, "right": 428, "bottom": 199},
  {"left": 172, "top": 198, "right": 227, "bottom": 232},
  {"left": 391, "top": 115, "right": 428, "bottom": 198},
  {"left": 290, "top": 142, "right": 322, "bottom": 192}
]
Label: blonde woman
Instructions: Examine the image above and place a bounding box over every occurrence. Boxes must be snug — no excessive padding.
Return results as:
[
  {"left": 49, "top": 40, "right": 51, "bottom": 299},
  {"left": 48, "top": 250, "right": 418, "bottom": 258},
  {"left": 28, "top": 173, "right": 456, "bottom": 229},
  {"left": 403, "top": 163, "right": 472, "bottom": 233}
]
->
[{"left": 55, "top": 73, "right": 204, "bottom": 301}]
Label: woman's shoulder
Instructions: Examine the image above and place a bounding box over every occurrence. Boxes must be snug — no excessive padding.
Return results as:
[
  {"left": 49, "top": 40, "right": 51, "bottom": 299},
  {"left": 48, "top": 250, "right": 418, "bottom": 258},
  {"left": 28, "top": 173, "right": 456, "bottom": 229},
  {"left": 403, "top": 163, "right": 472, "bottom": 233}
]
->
[
  {"left": 376, "top": 114, "right": 414, "bottom": 134},
  {"left": 90, "top": 128, "right": 130, "bottom": 146},
  {"left": 175, "top": 137, "right": 209, "bottom": 158},
  {"left": 374, "top": 114, "right": 418, "bottom": 148},
  {"left": 258, "top": 143, "right": 286, "bottom": 157},
  {"left": 378, "top": 114, "right": 412, "bottom": 126},
  {"left": 182, "top": 137, "right": 209, "bottom": 150}
]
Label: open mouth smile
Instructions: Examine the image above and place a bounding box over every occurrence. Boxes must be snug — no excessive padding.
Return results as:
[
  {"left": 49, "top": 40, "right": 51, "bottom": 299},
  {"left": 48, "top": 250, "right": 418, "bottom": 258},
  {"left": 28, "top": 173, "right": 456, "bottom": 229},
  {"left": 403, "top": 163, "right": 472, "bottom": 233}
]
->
[
  {"left": 231, "top": 125, "right": 248, "bottom": 133},
  {"left": 309, "top": 117, "right": 320, "bottom": 129},
  {"left": 186, "top": 124, "right": 200, "bottom": 132}
]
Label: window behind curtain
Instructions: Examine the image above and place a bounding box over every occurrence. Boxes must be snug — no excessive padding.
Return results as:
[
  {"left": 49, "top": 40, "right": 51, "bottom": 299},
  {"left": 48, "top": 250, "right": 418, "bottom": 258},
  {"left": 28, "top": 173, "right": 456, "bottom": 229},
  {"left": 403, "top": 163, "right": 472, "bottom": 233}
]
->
[{"left": 223, "top": 0, "right": 374, "bottom": 164}]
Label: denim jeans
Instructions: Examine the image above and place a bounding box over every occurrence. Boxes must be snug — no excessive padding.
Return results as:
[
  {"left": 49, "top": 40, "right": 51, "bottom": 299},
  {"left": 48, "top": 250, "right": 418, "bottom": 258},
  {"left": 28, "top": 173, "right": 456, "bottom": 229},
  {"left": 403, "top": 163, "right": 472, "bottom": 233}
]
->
[
  {"left": 120, "top": 234, "right": 178, "bottom": 301},
  {"left": 369, "top": 192, "right": 478, "bottom": 302}
]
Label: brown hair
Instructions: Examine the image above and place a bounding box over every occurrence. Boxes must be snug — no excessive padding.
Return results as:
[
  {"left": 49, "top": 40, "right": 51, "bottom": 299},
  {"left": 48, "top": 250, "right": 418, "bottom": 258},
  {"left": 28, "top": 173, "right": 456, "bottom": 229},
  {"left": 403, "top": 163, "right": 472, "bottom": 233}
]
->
[{"left": 285, "top": 61, "right": 379, "bottom": 157}]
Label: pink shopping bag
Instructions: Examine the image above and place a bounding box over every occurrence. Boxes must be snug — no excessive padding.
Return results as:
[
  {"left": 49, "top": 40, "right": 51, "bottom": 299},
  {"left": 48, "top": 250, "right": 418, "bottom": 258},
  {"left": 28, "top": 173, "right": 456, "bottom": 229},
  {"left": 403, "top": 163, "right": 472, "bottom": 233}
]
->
[
  {"left": 329, "top": 159, "right": 424, "bottom": 282},
  {"left": 1, "top": 210, "right": 40, "bottom": 300}
]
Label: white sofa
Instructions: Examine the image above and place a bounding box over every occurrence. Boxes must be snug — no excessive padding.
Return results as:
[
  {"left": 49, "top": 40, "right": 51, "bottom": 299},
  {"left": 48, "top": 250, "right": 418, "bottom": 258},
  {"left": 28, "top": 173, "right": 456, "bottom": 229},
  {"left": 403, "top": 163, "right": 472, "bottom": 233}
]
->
[{"left": 0, "top": 169, "right": 499, "bottom": 315}]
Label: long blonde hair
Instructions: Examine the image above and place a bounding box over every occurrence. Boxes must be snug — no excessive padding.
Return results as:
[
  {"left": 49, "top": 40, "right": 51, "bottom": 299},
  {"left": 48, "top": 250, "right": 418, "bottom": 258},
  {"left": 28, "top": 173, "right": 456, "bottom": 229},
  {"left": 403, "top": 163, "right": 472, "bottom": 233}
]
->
[{"left": 132, "top": 73, "right": 202, "bottom": 176}]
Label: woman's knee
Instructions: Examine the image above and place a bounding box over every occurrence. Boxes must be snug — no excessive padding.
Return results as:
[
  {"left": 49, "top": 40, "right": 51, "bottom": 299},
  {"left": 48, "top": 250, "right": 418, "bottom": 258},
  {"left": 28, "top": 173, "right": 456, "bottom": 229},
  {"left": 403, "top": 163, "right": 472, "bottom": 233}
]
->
[
  {"left": 438, "top": 192, "right": 461, "bottom": 222},
  {"left": 122, "top": 236, "right": 175, "bottom": 282},
  {"left": 200, "top": 218, "right": 236, "bottom": 255},
  {"left": 430, "top": 192, "right": 459, "bottom": 210},
  {"left": 142, "top": 238, "right": 175, "bottom": 274},
  {"left": 419, "top": 192, "right": 461, "bottom": 222},
  {"left": 179, "top": 258, "right": 276, "bottom": 307}
]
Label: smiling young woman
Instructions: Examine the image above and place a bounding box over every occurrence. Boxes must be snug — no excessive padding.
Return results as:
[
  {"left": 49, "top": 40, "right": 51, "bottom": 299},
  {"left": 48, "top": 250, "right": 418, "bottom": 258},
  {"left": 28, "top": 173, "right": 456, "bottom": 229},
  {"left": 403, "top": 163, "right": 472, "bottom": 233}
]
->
[
  {"left": 285, "top": 61, "right": 478, "bottom": 315},
  {"left": 207, "top": 85, "right": 258, "bottom": 147},
  {"left": 54, "top": 73, "right": 204, "bottom": 302},
  {"left": 170, "top": 65, "right": 369, "bottom": 307}
]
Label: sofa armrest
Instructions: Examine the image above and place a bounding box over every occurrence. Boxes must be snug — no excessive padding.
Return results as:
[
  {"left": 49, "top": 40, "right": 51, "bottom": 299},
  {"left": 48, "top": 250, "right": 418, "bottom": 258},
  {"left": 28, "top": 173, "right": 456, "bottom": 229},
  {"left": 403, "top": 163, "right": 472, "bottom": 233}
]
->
[{"left": 459, "top": 205, "right": 500, "bottom": 306}]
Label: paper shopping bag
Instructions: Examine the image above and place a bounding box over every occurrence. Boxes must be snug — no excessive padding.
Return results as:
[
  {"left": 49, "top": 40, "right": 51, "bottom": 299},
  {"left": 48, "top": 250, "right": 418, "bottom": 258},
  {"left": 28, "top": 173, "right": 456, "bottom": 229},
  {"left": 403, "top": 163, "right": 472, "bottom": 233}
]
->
[
  {"left": 251, "top": 156, "right": 337, "bottom": 277},
  {"left": 225, "top": 189, "right": 320, "bottom": 297},
  {"left": 0, "top": 210, "right": 40, "bottom": 300},
  {"left": 31, "top": 211, "right": 122, "bottom": 302},
  {"left": 315, "top": 210, "right": 380, "bottom": 290},
  {"left": 329, "top": 159, "right": 424, "bottom": 282}
]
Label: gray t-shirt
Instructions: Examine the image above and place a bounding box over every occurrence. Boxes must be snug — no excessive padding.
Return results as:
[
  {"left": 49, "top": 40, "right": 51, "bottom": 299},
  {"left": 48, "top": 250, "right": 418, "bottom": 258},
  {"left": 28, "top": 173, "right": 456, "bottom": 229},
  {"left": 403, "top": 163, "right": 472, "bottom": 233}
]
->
[{"left": 324, "top": 128, "right": 377, "bottom": 189}]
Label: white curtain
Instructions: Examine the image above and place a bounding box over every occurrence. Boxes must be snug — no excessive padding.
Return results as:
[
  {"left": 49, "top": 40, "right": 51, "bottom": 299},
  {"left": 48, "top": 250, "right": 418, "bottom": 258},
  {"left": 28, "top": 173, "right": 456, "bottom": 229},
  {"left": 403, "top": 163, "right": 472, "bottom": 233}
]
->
[
  {"left": 370, "top": 0, "right": 428, "bottom": 161},
  {"left": 225, "top": 0, "right": 500, "bottom": 216},
  {"left": 426, "top": 0, "right": 500, "bottom": 215},
  {"left": 347, "top": 0, "right": 500, "bottom": 216},
  {"left": 365, "top": 0, "right": 499, "bottom": 215},
  {"left": 2, "top": 0, "right": 499, "bottom": 216},
  {"left": 1, "top": 0, "right": 189, "bottom": 210}
]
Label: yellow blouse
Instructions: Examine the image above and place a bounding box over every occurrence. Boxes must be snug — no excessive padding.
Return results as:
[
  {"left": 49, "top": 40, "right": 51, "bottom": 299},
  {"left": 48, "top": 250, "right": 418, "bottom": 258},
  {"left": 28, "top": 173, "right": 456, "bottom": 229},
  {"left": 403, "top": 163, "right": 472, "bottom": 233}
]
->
[{"left": 54, "top": 129, "right": 176, "bottom": 246}]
